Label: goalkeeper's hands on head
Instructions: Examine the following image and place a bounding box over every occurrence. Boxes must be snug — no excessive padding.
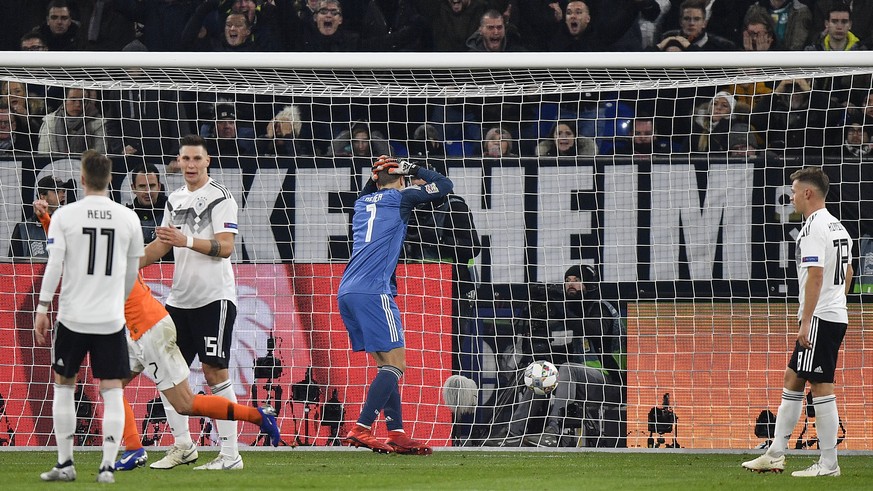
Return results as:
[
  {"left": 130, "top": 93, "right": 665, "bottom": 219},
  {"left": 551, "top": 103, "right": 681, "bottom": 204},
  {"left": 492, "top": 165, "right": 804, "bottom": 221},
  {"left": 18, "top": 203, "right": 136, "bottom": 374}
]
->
[{"left": 372, "top": 155, "right": 420, "bottom": 179}]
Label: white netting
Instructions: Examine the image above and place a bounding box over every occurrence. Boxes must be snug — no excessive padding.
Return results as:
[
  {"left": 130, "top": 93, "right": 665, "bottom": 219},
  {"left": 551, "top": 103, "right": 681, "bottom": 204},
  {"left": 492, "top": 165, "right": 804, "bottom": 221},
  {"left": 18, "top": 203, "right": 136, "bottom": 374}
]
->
[{"left": 0, "top": 52, "right": 871, "bottom": 450}]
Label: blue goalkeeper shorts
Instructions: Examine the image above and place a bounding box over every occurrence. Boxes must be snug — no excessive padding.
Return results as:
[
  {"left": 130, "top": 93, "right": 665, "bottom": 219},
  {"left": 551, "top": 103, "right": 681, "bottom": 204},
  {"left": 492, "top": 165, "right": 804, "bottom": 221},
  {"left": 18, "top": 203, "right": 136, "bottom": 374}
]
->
[{"left": 338, "top": 292, "right": 405, "bottom": 353}]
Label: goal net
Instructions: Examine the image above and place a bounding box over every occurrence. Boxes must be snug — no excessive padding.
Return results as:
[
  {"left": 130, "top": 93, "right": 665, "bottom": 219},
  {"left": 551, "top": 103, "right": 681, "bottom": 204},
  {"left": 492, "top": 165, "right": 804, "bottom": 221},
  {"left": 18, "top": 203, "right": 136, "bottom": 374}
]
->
[{"left": 0, "top": 52, "right": 871, "bottom": 450}]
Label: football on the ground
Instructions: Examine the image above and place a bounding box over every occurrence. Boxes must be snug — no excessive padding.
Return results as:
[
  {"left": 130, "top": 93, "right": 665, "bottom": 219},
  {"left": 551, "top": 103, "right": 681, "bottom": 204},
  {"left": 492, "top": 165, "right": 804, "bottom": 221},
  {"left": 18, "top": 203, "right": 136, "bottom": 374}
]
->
[{"left": 523, "top": 360, "right": 559, "bottom": 395}]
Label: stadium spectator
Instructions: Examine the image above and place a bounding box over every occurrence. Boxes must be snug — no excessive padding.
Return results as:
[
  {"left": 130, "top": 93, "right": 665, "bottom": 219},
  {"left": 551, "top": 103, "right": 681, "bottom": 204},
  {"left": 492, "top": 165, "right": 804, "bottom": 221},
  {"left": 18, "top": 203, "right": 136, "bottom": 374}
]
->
[
  {"left": 182, "top": 8, "right": 257, "bottom": 51},
  {"left": 76, "top": 0, "right": 137, "bottom": 50},
  {"left": 811, "top": 0, "right": 873, "bottom": 47},
  {"left": 299, "top": 0, "right": 361, "bottom": 51},
  {"left": 202, "top": 102, "right": 257, "bottom": 157},
  {"left": 467, "top": 8, "right": 525, "bottom": 51},
  {"left": 9, "top": 175, "right": 67, "bottom": 259},
  {"left": 407, "top": 123, "right": 446, "bottom": 158},
  {"left": 744, "top": 0, "right": 812, "bottom": 51},
  {"left": 547, "top": 0, "right": 605, "bottom": 52},
  {"left": 689, "top": 91, "right": 742, "bottom": 153},
  {"left": 497, "top": 264, "right": 625, "bottom": 447},
  {"left": 481, "top": 125, "right": 517, "bottom": 157},
  {"left": 0, "top": 100, "right": 34, "bottom": 153},
  {"left": 30, "top": 0, "right": 80, "bottom": 51},
  {"left": 805, "top": 6, "right": 867, "bottom": 51},
  {"left": 742, "top": 167, "right": 852, "bottom": 477},
  {"left": 20, "top": 32, "right": 49, "bottom": 51},
  {"left": 329, "top": 120, "right": 392, "bottom": 157},
  {"left": 114, "top": 0, "right": 200, "bottom": 52},
  {"left": 339, "top": 156, "right": 452, "bottom": 454},
  {"left": 657, "top": 0, "right": 738, "bottom": 51},
  {"left": 660, "top": 0, "right": 753, "bottom": 47},
  {"left": 838, "top": 121, "right": 873, "bottom": 160},
  {"left": 126, "top": 164, "right": 172, "bottom": 254},
  {"left": 37, "top": 87, "right": 111, "bottom": 156},
  {"left": 614, "top": 115, "right": 672, "bottom": 155},
  {"left": 420, "top": 0, "right": 487, "bottom": 52},
  {"left": 749, "top": 77, "right": 825, "bottom": 156},
  {"left": 258, "top": 104, "right": 317, "bottom": 157},
  {"left": 1, "top": 81, "right": 46, "bottom": 142},
  {"left": 139, "top": 135, "right": 244, "bottom": 471},
  {"left": 34, "top": 150, "right": 143, "bottom": 484},
  {"left": 360, "top": 0, "right": 429, "bottom": 51},
  {"left": 536, "top": 120, "right": 597, "bottom": 157},
  {"left": 741, "top": 11, "right": 781, "bottom": 50}
]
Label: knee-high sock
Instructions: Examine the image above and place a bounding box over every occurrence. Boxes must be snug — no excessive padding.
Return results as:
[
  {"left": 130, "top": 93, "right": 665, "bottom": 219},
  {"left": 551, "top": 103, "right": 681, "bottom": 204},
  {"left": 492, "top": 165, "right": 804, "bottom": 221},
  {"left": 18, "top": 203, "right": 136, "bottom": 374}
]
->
[
  {"left": 160, "top": 392, "right": 192, "bottom": 447},
  {"left": 383, "top": 386, "right": 403, "bottom": 432},
  {"left": 767, "top": 389, "right": 805, "bottom": 458},
  {"left": 813, "top": 395, "right": 839, "bottom": 469},
  {"left": 53, "top": 384, "right": 76, "bottom": 465},
  {"left": 358, "top": 366, "right": 403, "bottom": 428},
  {"left": 211, "top": 381, "right": 239, "bottom": 458},
  {"left": 122, "top": 397, "right": 143, "bottom": 451},
  {"left": 191, "top": 393, "right": 261, "bottom": 425},
  {"left": 100, "top": 387, "right": 124, "bottom": 469}
]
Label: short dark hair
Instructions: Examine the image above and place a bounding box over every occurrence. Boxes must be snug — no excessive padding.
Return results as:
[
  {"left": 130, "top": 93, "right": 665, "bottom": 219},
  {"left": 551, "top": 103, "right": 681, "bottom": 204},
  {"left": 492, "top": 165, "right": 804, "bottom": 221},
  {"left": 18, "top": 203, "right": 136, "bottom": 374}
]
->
[
  {"left": 130, "top": 163, "right": 161, "bottom": 179},
  {"left": 81, "top": 149, "right": 112, "bottom": 190},
  {"left": 790, "top": 167, "right": 829, "bottom": 198},
  {"left": 47, "top": 0, "right": 70, "bottom": 12},
  {"left": 20, "top": 31, "right": 48, "bottom": 47},
  {"left": 179, "top": 134, "right": 207, "bottom": 150},
  {"left": 828, "top": 6, "right": 852, "bottom": 20}
]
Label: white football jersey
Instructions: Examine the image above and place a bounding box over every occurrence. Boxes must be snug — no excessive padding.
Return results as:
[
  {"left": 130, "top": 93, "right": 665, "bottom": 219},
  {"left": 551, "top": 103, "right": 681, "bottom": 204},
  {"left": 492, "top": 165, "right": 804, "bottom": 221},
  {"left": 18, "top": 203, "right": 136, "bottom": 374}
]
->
[
  {"left": 796, "top": 208, "right": 853, "bottom": 323},
  {"left": 46, "top": 195, "right": 144, "bottom": 334},
  {"left": 162, "top": 178, "right": 238, "bottom": 308}
]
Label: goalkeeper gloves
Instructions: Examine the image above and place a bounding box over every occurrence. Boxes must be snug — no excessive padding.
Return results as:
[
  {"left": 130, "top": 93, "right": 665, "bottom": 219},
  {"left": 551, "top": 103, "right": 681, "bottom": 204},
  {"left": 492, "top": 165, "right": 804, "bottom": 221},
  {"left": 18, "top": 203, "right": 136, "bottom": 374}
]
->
[{"left": 372, "top": 155, "right": 420, "bottom": 177}]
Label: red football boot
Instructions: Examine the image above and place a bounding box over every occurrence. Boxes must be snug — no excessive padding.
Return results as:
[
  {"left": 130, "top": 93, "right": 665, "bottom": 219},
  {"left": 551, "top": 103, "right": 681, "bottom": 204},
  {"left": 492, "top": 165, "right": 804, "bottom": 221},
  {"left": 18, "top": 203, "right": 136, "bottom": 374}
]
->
[
  {"left": 344, "top": 425, "right": 394, "bottom": 454},
  {"left": 385, "top": 430, "right": 433, "bottom": 455}
]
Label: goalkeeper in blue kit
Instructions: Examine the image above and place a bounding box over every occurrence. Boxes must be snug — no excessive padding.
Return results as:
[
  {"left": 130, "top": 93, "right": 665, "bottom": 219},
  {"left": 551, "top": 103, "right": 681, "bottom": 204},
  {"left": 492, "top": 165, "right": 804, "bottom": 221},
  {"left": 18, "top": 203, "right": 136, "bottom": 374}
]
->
[{"left": 339, "top": 156, "right": 453, "bottom": 455}]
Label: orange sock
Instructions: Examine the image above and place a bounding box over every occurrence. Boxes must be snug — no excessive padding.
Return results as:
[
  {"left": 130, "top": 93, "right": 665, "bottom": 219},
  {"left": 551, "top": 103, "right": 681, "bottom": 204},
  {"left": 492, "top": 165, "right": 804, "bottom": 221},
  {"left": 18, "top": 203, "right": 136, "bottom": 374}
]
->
[
  {"left": 191, "top": 394, "right": 262, "bottom": 425},
  {"left": 122, "top": 398, "right": 143, "bottom": 451}
]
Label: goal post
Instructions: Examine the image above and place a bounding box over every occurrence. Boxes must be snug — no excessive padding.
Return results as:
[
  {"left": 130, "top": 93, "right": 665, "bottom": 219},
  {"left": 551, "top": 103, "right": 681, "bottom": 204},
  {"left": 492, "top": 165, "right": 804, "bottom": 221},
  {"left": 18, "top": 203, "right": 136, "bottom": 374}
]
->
[{"left": 0, "top": 51, "right": 871, "bottom": 450}]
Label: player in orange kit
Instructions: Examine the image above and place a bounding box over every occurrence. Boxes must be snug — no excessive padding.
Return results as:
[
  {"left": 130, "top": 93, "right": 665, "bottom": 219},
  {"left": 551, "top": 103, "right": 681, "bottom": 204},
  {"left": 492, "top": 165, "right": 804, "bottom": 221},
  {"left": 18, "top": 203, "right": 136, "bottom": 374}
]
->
[{"left": 33, "top": 199, "right": 280, "bottom": 470}]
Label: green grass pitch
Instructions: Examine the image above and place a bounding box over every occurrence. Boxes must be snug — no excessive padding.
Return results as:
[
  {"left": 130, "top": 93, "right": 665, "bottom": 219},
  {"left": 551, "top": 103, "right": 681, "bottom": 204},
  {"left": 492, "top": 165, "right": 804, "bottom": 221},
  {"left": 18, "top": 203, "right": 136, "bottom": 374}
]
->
[{"left": 5, "top": 449, "right": 873, "bottom": 490}]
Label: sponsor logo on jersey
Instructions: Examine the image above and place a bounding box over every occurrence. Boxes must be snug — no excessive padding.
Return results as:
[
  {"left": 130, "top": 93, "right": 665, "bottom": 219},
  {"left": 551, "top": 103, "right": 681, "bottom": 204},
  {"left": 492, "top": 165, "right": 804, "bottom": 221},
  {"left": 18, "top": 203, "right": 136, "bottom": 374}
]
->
[
  {"left": 424, "top": 183, "right": 439, "bottom": 194},
  {"left": 47, "top": 238, "right": 54, "bottom": 244},
  {"left": 224, "top": 222, "right": 238, "bottom": 229},
  {"left": 802, "top": 256, "right": 819, "bottom": 263}
]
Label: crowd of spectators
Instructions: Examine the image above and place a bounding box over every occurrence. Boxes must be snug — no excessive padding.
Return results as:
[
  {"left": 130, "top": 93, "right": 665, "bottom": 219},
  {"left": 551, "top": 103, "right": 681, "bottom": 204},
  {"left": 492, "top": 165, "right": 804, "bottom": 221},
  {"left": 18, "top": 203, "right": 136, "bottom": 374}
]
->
[{"left": 2, "top": 1, "right": 872, "bottom": 54}]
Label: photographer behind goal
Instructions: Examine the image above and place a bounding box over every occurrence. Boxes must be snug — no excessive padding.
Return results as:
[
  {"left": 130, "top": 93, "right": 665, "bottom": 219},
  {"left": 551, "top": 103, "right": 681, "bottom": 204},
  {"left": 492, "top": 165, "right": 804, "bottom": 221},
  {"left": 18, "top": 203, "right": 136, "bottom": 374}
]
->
[{"left": 500, "top": 264, "right": 626, "bottom": 447}]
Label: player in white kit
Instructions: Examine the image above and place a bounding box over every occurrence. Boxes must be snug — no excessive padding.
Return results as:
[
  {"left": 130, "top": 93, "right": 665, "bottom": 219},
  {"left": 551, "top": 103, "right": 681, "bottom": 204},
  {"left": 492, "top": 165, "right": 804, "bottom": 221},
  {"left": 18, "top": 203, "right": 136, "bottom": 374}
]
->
[
  {"left": 34, "top": 150, "right": 144, "bottom": 483},
  {"left": 743, "top": 167, "right": 853, "bottom": 477}
]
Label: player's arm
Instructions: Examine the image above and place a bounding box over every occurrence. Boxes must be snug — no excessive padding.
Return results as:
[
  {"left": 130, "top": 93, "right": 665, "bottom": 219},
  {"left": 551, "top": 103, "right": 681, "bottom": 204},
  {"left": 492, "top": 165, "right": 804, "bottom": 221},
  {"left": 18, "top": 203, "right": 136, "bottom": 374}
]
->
[
  {"left": 845, "top": 263, "right": 854, "bottom": 296},
  {"left": 153, "top": 226, "right": 235, "bottom": 259},
  {"left": 397, "top": 162, "right": 454, "bottom": 210},
  {"left": 34, "top": 220, "right": 64, "bottom": 345},
  {"left": 797, "top": 265, "right": 823, "bottom": 349},
  {"left": 141, "top": 239, "right": 173, "bottom": 268}
]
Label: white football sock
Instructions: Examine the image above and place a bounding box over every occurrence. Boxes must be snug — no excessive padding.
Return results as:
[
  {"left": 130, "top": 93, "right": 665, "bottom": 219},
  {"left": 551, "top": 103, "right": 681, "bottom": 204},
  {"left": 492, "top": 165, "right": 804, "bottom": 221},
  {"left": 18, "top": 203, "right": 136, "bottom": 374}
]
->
[
  {"left": 160, "top": 392, "right": 193, "bottom": 447},
  {"left": 212, "top": 380, "right": 239, "bottom": 458},
  {"left": 813, "top": 395, "right": 839, "bottom": 469},
  {"left": 53, "top": 384, "right": 76, "bottom": 465},
  {"left": 100, "top": 387, "right": 124, "bottom": 469},
  {"left": 767, "top": 389, "right": 804, "bottom": 458}
]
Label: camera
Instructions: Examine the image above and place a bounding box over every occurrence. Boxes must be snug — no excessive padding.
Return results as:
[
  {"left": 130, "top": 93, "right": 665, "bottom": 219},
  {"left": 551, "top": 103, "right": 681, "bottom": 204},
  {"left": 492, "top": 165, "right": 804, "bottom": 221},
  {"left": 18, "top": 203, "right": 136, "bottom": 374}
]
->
[
  {"left": 254, "top": 335, "right": 283, "bottom": 380},
  {"left": 292, "top": 367, "right": 321, "bottom": 404}
]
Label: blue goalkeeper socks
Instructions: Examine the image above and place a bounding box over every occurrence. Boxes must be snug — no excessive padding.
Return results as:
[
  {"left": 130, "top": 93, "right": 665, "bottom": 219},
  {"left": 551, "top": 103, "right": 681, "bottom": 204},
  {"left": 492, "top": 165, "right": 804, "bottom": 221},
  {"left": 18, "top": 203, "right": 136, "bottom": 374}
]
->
[{"left": 358, "top": 365, "right": 403, "bottom": 428}]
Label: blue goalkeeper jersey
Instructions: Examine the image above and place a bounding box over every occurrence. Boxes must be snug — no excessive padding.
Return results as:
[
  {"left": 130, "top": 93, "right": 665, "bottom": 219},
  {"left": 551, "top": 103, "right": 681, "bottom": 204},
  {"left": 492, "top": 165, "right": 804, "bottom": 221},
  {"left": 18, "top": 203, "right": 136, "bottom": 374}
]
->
[{"left": 339, "top": 168, "right": 453, "bottom": 296}]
